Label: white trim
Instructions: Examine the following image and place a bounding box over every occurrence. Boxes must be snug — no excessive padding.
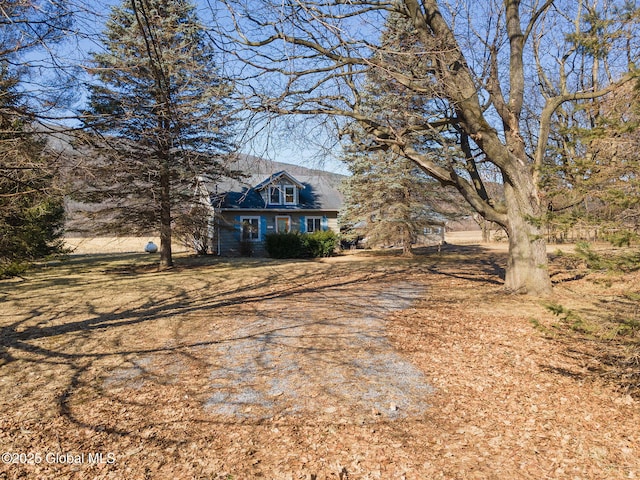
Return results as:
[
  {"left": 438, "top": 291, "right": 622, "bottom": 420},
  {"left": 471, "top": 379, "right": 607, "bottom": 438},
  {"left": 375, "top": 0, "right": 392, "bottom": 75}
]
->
[
  {"left": 268, "top": 186, "right": 281, "bottom": 205},
  {"left": 268, "top": 184, "right": 297, "bottom": 205},
  {"left": 283, "top": 185, "right": 297, "bottom": 205},
  {"left": 305, "top": 216, "right": 322, "bottom": 233}
]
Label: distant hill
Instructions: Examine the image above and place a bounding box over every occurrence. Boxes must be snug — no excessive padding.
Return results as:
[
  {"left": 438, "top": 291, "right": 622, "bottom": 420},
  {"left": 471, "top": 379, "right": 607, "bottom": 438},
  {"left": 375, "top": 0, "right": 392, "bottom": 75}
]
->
[{"left": 39, "top": 129, "right": 347, "bottom": 235}]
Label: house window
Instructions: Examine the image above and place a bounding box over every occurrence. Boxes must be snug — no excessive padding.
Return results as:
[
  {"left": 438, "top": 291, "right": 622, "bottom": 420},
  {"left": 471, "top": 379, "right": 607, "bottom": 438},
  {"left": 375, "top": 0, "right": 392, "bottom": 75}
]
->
[
  {"left": 283, "top": 185, "right": 296, "bottom": 204},
  {"left": 269, "top": 186, "right": 281, "bottom": 205},
  {"left": 276, "top": 216, "right": 291, "bottom": 233},
  {"left": 241, "top": 217, "right": 260, "bottom": 241},
  {"left": 306, "top": 217, "right": 322, "bottom": 233}
]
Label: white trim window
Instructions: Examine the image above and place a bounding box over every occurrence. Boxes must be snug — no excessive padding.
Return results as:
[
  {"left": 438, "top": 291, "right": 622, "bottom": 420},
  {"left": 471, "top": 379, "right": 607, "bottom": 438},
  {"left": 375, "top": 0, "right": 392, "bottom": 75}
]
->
[
  {"left": 268, "top": 186, "right": 281, "bottom": 205},
  {"left": 240, "top": 216, "right": 260, "bottom": 241},
  {"left": 275, "top": 215, "right": 291, "bottom": 233},
  {"left": 267, "top": 184, "right": 297, "bottom": 205},
  {"left": 306, "top": 216, "right": 322, "bottom": 233},
  {"left": 283, "top": 185, "right": 296, "bottom": 205}
]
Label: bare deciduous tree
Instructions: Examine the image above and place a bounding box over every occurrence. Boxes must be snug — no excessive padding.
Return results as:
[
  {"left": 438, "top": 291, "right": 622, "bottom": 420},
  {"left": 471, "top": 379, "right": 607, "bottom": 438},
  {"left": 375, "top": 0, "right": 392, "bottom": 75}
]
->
[{"left": 211, "top": 0, "right": 639, "bottom": 295}]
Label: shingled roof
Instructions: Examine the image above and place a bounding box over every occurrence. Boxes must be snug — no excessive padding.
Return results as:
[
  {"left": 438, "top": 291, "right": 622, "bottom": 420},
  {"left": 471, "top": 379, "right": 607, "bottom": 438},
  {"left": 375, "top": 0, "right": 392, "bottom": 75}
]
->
[{"left": 205, "top": 155, "right": 345, "bottom": 211}]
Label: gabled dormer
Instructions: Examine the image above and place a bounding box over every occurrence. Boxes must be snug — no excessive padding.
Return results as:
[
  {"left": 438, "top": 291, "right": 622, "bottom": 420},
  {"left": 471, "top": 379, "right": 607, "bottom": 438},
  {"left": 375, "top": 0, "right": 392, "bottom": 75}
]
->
[{"left": 253, "top": 171, "right": 305, "bottom": 207}]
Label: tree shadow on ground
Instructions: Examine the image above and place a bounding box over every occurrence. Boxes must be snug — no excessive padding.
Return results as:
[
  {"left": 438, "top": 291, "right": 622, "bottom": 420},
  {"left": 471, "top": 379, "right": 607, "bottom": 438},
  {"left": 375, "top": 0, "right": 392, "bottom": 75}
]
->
[
  {"left": 0, "top": 252, "right": 434, "bottom": 453},
  {"left": 538, "top": 328, "right": 640, "bottom": 399},
  {"left": 410, "top": 244, "right": 506, "bottom": 285}
]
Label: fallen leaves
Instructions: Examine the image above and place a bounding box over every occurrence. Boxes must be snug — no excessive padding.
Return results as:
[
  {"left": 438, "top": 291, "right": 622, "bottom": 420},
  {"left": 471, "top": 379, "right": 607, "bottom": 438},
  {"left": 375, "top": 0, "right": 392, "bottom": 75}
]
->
[{"left": 0, "top": 247, "right": 639, "bottom": 479}]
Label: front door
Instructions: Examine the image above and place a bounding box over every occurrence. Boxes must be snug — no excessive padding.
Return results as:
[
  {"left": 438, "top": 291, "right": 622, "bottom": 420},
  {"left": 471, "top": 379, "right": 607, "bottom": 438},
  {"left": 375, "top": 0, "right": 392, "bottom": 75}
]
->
[{"left": 276, "top": 216, "right": 291, "bottom": 233}]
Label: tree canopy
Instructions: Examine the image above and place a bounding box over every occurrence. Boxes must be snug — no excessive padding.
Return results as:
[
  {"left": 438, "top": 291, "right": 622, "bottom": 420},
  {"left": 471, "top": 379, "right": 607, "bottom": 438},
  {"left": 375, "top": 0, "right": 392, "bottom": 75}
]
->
[
  {"left": 340, "top": 13, "right": 464, "bottom": 255},
  {"left": 3, "top": 0, "right": 640, "bottom": 287},
  {"left": 340, "top": 147, "right": 455, "bottom": 255},
  {"left": 0, "top": 0, "right": 74, "bottom": 276}
]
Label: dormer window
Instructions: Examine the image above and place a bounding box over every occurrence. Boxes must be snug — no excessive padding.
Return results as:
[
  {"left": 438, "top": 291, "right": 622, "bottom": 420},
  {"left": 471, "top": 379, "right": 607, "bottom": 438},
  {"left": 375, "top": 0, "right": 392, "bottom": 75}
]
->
[
  {"left": 258, "top": 171, "right": 304, "bottom": 206},
  {"left": 269, "top": 186, "right": 281, "bottom": 204},
  {"left": 268, "top": 184, "right": 297, "bottom": 205},
  {"left": 283, "top": 185, "right": 296, "bottom": 204}
]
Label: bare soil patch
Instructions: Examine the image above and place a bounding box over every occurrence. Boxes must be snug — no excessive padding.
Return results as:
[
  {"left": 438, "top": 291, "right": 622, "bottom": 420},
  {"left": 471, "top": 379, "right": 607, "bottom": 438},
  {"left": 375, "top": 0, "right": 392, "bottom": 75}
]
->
[{"left": 0, "top": 245, "right": 638, "bottom": 479}]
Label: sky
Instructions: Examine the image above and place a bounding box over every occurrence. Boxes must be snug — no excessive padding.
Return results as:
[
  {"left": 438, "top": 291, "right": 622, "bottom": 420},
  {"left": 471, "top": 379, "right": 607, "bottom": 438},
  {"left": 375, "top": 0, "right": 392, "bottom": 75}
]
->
[{"left": 15, "top": 0, "right": 639, "bottom": 178}]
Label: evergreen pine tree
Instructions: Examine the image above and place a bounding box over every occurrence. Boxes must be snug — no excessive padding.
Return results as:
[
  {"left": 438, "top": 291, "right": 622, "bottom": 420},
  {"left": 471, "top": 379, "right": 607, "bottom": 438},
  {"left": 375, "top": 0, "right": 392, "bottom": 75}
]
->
[
  {"left": 80, "top": 0, "right": 236, "bottom": 267},
  {"left": 544, "top": 80, "right": 640, "bottom": 244},
  {"left": 540, "top": 4, "right": 640, "bottom": 244},
  {"left": 0, "top": 1, "right": 70, "bottom": 276},
  {"left": 0, "top": 67, "right": 66, "bottom": 276},
  {"left": 340, "top": 13, "right": 464, "bottom": 255},
  {"left": 340, "top": 145, "right": 450, "bottom": 255}
]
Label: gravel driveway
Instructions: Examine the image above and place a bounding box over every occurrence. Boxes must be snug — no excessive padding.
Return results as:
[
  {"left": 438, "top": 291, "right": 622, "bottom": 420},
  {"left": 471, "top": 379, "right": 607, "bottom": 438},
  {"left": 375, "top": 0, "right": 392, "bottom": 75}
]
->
[{"left": 203, "top": 281, "right": 434, "bottom": 422}]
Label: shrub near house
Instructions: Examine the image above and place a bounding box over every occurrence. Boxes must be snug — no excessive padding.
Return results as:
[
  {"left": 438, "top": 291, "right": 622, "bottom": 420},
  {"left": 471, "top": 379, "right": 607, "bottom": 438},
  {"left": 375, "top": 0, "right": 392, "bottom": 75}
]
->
[{"left": 265, "top": 231, "right": 339, "bottom": 258}]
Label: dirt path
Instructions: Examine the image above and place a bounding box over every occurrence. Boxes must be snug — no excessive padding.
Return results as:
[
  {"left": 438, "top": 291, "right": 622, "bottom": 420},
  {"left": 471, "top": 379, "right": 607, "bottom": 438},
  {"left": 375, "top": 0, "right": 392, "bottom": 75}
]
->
[
  {"left": 106, "top": 281, "right": 434, "bottom": 422},
  {"left": 205, "top": 281, "right": 433, "bottom": 421}
]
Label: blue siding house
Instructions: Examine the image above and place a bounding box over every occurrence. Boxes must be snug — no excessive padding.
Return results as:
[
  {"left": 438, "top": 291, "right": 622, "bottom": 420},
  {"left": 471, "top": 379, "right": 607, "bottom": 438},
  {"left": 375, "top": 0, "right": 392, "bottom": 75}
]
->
[{"left": 202, "top": 156, "right": 344, "bottom": 256}]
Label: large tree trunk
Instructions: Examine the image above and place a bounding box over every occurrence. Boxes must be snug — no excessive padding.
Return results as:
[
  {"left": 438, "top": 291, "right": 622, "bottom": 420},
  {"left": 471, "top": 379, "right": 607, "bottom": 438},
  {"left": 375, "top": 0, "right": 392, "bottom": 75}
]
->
[
  {"left": 505, "top": 212, "right": 551, "bottom": 295},
  {"left": 401, "top": 226, "right": 413, "bottom": 256},
  {"left": 502, "top": 182, "right": 552, "bottom": 296}
]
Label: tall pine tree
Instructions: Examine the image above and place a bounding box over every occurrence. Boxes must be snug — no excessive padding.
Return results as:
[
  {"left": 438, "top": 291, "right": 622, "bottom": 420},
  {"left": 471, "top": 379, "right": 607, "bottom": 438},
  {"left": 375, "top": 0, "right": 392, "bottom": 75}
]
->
[
  {"left": 340, "top": 145, "right": 451, "bottom": 255},
  {"left": 340, "top": 13, "right": 464, "bottom": 255},
  {"left": 1, "top": 67, "right": 66, "bottom": 276},
  {"left": 80, "top": 0, "right": 236, "bottom": 267},
  {"left": 540, "top": 5, "right": 640, "bottom": 244}
]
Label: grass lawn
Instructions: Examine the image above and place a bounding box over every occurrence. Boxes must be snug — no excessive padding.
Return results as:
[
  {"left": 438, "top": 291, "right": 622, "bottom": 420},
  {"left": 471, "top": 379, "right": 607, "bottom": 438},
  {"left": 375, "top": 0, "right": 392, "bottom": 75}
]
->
[{"left": 1, "top": 245, "right": 639, "bottom": 479}]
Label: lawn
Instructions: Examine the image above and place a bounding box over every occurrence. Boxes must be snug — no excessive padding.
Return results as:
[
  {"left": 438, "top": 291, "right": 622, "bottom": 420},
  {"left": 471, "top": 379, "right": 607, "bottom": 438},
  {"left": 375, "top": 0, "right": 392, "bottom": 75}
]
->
[{"left": 0, "top": 245, "right": 639, "bottom": 479}]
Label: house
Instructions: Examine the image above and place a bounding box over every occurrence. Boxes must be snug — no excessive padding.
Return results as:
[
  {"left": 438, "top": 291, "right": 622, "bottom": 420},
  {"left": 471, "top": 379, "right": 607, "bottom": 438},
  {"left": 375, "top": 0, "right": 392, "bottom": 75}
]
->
[{"left": 201, "top": 156, "right": 344, "bottom": 256}]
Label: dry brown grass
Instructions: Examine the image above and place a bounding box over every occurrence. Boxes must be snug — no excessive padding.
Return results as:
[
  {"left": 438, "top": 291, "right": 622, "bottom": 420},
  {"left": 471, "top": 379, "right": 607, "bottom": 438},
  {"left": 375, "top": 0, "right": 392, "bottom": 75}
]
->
[
  {"left": 63, "top": 236, "right": 190, "bottom": 254},
  {"left": 0, "top": 244, "right": 638, "bottom": 479}
]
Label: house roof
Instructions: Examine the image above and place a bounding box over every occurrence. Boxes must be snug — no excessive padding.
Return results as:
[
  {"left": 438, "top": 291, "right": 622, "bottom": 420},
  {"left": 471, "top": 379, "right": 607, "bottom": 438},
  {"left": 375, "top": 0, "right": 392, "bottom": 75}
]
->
[
  {"left": 253, "top": 171, "right": 306, "bottom": 191},
  {"left": 204, "top": 154, "right": 345, "bottom": 211}
]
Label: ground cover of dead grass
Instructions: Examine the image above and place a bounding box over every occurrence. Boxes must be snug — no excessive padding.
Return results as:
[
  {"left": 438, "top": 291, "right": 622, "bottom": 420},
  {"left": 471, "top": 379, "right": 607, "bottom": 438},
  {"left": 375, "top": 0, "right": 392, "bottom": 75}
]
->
[
  {"left": 0, "top": 244, "right": 638, "bottom": 479},
  {"left": 63, "top": 237, "right": 190, "bottom": 255}
]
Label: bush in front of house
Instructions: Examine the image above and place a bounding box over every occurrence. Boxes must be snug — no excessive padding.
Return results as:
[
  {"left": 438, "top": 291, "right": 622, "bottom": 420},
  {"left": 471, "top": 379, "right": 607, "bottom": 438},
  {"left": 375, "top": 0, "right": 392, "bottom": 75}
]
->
[
  {"left": 303, "top": 230, "right": 339, "bottom": 257},
  {"left": 265, "top": 231, "right": 339, "bottom": 258},
  {"left": 265, "top": 232, "right": 307, "bottom": 258}
]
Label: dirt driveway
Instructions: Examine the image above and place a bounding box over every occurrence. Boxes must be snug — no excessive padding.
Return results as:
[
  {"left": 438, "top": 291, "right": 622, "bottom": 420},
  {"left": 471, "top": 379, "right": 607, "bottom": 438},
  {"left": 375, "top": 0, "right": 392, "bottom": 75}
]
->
[{"left": 171, "top": 281, "right": 430, "bottom": 421}]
